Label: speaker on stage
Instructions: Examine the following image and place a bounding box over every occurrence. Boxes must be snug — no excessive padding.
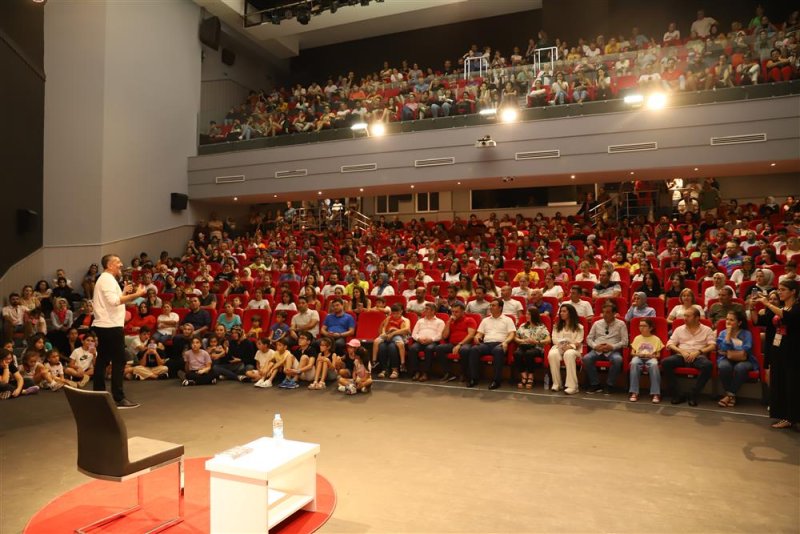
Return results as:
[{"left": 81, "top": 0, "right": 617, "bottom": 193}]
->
[{"left": 170, "top": 193, "right": 189, "bottom": 211}]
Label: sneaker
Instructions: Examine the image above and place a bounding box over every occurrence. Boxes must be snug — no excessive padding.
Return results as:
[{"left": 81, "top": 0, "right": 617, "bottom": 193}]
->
[
  {"left": 278, "top": 378, "right": 292, "bottom": 389},
  {"left": 78, "top": 376, "right": 91, "bottom": 388},
  {"left": 262, "top": 379, "right": 271, "bottom": 388},
  {"left": 254, "top": 378, "right": 266, "bottom": 388},
  {"left": 115, "top": 398, "right": 139, "bottom": 409},
  {"left": 177, "top": 370, "right": 187, "bottom": 381},
  {"left": 285, "top": 380, "right": 299, "bottom": 389},
  {"left": 181, "top": 379, "right": 193, "bottom": 386},
  {"left": 345, "top": 384, "right": 357, "bottom": 395},
  {"left": 211, "top": 378, "right": 218, "bottom": 385},
  {"left": 587, "top": 384, "right": 604, "bottom": 394},
  {"left": 22, "top": 386, "right": 40, "bottom": 395},
  {"left": 237, "top": 375, "right": 248, "bottom": 382},
  {"left": 360, "top": 386, "right": 371, "bottom": 393},
  {"left": 564, "top": 387, "right": 579, "bottom": 395},
  {"left": 603, "top": 385, "right": 612, "bottom": 395},
  {"left": 337, "top": 385, "right": 346, "bottom": 392},
  {"left": 49, "top": 381, "right": 64, "bottom": 392}
]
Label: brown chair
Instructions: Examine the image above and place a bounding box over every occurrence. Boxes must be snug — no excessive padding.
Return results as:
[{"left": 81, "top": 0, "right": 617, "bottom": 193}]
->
[{"left": 63, "top": 386, "right": 184, "bottom": 534}]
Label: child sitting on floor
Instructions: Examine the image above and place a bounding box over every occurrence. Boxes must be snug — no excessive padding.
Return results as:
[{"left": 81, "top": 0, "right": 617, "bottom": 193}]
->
[
  {"left": 309, "top": 336, "right": 337, "bottom": 390},
  {"left": 180, "top": 337, "right": 216, "bottom": 386},
  {"left": 256, "top": 336, "right": 293, "bottom": 388},
  {"left": 43, "top": 349, "right": 72, "bottom": 389},
  {"left": 338, "top": 341, "right": 372, "bottom": 395},
  {"left": 246, "top": 337, "right": 274, "bottom": 384},
  {"left": 285, "top": 331, "right": 317, "bottom": 387},
  {"left": 0, "top": 349, "right": 24, "bottom": 400}
]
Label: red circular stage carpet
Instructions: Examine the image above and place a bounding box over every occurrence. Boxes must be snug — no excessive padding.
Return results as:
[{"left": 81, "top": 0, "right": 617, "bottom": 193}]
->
[{"left": 25, "top": 457, "right": 336, "bottom": 534}]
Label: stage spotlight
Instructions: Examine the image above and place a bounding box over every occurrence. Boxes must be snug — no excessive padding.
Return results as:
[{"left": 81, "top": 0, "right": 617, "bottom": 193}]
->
[
  {"left": 296, "top": 7, "right": 311, "bottom": 24},
  {"left": 370, "top": 122, "right": 386, "bottom": 136},
  {"left": 351, "top": 122, "right": 368, "bottom": 131},
  {"left": 479, "top": 108, "right": 497, "bottom": 116},
  {"left": 623, "top": 94, "right": 644, "bottom": 106},
  {"left": 500, "top": 107, "right": 518, "bottom": 123},
  {"left": 646, "top": 92, "right": 667, "bottom": 110}
]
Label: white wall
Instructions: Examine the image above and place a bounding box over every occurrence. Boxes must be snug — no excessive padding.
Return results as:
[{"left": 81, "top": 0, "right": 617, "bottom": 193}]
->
[
  {"left": 717, "top": 174, "right": 798, "bottom": 204},
  {"left": 43, "top": 0, "right": 201, "bottom": 247},
  {"left": 43, "top": 0, "right": 107, "bottom": 246}
]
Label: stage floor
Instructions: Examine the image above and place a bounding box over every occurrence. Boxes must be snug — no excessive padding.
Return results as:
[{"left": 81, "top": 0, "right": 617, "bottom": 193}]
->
[{"left": 3, "top": 379, "right": 799, "bottom": 533}]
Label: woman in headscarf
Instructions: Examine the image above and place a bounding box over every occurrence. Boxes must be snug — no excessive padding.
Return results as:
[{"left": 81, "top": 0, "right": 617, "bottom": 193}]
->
[
  {"left": 370, "top": 273, "right": 395, "bottom": 296},
  {"left": 746, "top": 268, "right": 775, "bottom": 299},
  {"left": 625, "top": 292, "right": 657, "bottom": 321}
]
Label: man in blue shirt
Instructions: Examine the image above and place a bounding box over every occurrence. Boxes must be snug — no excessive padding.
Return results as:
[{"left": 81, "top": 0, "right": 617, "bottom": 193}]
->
[{"left": 321, "top": 298, "right": 356, "bottom": 355}]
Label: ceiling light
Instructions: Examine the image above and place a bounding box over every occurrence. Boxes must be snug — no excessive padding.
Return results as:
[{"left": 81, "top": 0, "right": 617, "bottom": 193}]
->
[
  {"left": 770, "top": 162, "right": 776, "bottom": 166},
  {"left": 410, "top": 185, "right": 415, "bottom": 189},
  {"left": 630, "top": 171, "right": 635, "bottom": 175},
  {"left": 370, "top": 122, "right": 385, "bottom": 136},
  {"left": 359, "top": 188, "right": 364, "bottom": 192},
  {"left": 318, "top": 191, "right": 322, "bottom": 195},
  {"left": 457, "top": 181, "right": 461, "bottom": 185},
  {"left": 233, "top": 197, "right": 238, "bottom": 201},
  {"left": 694, "top": 167, "right": 699, "bottom": 171},
  {"left": 624, "top": 94, "right": 644, "bottom": 106},
  {"left": 273, "top": 194, "right": 278, "bottom": 198},
  {"left": 646, "top": 92, "right": 667, "bottom": 110},
  {"left": 500, "top": 107, "right": 518, "bottom": 123},
  {"left": 570, "top": 174, "right": 576, "bottom": 179}
]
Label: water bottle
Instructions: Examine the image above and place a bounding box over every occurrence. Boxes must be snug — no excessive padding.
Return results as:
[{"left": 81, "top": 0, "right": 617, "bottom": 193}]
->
[
  {"left": 272, "top": 414, "right": 284, "bottom": 440},
  {"left": 543, "top": 373, "right": 550, "bottom": 391}
]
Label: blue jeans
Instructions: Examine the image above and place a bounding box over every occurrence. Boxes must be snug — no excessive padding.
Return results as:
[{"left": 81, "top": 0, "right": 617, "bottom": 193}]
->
[
  {"left": 717, "top": 359, "right": 754, "bottom": 395},
  {"left": 377, "top": 340, "right": 400, "bottom": 370},
  {"left": 431, "top": 102, "right": 451, "bottom": 117},
  {"left": 572, "top": 89, "right": 588, "bottom": 102},
  {"left": 151, "top": 331, "right": 172, "bottom": 343},
  {"left": 551, "top": 91, "right": 566, "bottom": 105},
  {"left": 629, "top": 356, "right": 661, "bottom": 395},
  {"left": 582, "top": 350, "right": 623, "bottom": 387}
]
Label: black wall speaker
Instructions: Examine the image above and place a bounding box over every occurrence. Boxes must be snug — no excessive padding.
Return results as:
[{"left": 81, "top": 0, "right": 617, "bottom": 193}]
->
[
  {"left": 199, "top": 16, "right": 221, "bottom": 50},
  {"left": 170, "top": 193, "right": 189, "bottom": 211},
  {"left": 17, "top": 209, "right": 39, "bottom": 234},
  {"left": 221, "top": 48, "right": 236, "bottom": 66}
]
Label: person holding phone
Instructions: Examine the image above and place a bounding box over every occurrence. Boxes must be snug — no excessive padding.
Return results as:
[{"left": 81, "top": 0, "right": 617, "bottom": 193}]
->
[
  {"left": 131, "top": 339, "right": 169, "bottom": 380},
  {"left": 92, "top": 254, "right": 146, "bottom": 409}
]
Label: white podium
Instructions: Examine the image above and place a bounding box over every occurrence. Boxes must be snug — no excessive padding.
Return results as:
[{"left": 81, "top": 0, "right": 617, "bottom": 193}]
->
[{"left": 205, "top": 437, "right": 320, "bottom": 533}]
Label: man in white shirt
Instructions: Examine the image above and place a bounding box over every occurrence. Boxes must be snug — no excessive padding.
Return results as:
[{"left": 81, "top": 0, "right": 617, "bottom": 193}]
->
[
  {"left": 321, "top": 273, "right": 345, "bottom": 298},
  {"left": 92, "top": 254, "right": 146, "bottom": 409},
  {"left": 406, "top": 287, "right": 431, "bottom": 315},
  {"left": 499, "top": 285, "right": 524, "bottom": 321},
  {"left": 562, "top": 286, "right": 594, "bottom": 318},
  {"left": 662, "top": 307, "right": 716, "bottom": 406},
  {"left": 690, "top": 10, "right": 718, "bottom": 38},
  {"left": 407, "top": 303, "right": 445, "bottom": 382},
  {"left": 467, "top": 300, "right": 516, "bottom": 390},
  {"left": 2, "top": 293, "right": 26, "bottom": 343},
  {"left": 465, "top": 287, "right": 491, "bottom": 317},
  {"left": 290, "top": 296, "right": 320, "bottom": 340}
]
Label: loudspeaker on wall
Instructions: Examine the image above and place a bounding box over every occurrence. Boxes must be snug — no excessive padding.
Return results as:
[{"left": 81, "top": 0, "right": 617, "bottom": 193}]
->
[
  {"left": 170, "top": 193, "right": 189, "bottom": 211},
  {"left": 17, "top": 209, "right": 39, "bottom": 234}
]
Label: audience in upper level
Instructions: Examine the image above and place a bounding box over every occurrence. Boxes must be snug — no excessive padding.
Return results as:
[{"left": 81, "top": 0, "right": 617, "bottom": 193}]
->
[{"left": 201, "top": 6, "right": 799, "bottom": 145}]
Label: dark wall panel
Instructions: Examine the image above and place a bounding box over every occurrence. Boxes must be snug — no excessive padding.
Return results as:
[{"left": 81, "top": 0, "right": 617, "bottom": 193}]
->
[
  {"left": 289, "top": 10, "right": 541, "bottom": 85},
  {"left": 0, "top": 0, "right": 44, "bottom": 276},
  {"left": 542, "top": 0, "right": 609, "bottom": 46}
]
